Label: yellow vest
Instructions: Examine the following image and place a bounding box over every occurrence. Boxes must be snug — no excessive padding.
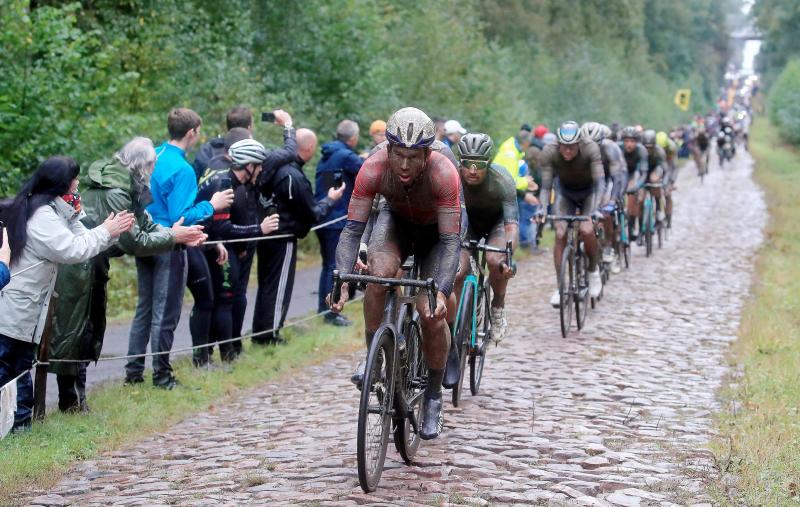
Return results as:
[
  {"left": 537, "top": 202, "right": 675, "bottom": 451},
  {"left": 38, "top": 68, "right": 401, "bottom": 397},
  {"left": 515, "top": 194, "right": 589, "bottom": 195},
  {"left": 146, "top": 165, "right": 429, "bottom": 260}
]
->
[{"left": 492, "top": 137, "right": 528, "bottom": 191}]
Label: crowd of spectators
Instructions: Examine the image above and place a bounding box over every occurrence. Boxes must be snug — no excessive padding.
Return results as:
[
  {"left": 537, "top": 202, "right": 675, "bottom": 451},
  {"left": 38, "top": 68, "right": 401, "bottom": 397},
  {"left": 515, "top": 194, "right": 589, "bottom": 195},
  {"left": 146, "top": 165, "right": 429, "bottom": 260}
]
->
[{"left": 0, "top": 106, "right": 557, "bottom": 433}]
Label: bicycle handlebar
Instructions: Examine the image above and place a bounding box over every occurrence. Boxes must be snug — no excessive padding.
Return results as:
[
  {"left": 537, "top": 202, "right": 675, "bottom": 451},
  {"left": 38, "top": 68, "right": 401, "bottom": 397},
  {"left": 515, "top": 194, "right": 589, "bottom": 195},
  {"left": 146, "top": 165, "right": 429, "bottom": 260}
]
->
[
  {"left": 462, "top": 239, "right": 516, "bottom": 275},
  {"left": 644, "top": 182, "right": 663, "bottom": 188},
  {"left": 331, "top": 270, "right": 438, "bottom": 315},
  {"left": 547, "top": 214, "right": 591, "bottom": 222}
]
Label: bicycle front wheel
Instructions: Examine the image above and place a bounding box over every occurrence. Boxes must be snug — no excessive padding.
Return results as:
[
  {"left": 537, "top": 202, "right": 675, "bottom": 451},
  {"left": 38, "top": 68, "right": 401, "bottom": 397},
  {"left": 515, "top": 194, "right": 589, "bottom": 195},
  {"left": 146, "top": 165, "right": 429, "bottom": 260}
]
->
[
  {"left": 575, "top": 251, "right": 589, "bottom": 330},
  {"left": 357, "top": 326, "right": 395, "bottom": 493},
  {"left": 452, "top": 284, "right": 474, "bottom": 407},
  {"left": 394, "top": 317, "right": 424, "bottom": 464},
  {"left": 470, "top": 282, "right": 492, "bottom": 395},
  {"left": 558, "top": 246, "right": 573, "bottom": 338}
]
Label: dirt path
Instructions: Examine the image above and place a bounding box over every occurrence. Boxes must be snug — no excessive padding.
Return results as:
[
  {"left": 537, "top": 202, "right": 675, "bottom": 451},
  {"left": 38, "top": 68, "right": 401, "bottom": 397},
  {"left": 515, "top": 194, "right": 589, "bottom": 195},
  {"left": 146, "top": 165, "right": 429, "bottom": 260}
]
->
[{"left": 25, "top": 153, "right": 766, "bottom": 506}]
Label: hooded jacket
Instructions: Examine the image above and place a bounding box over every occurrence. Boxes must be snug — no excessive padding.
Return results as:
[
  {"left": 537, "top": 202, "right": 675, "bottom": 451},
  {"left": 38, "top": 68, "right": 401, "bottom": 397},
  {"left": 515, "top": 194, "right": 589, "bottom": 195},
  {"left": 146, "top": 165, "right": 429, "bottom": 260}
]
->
[
  {"left": 313, "top": 140, "right": 363, "bottom": 231},
  {"left": 0, "top": 198, "right": 114, "bottom": 345},
  {"left": 49, "top": 157, "right": 175, "bottom": 375}
]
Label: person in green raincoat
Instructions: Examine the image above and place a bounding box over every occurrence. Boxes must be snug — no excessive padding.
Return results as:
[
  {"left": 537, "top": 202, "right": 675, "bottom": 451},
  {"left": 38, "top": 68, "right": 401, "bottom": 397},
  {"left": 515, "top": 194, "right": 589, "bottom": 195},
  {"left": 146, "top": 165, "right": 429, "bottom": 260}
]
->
[{"left": 49, "top": 137, "right": 207, "bottom": 412}]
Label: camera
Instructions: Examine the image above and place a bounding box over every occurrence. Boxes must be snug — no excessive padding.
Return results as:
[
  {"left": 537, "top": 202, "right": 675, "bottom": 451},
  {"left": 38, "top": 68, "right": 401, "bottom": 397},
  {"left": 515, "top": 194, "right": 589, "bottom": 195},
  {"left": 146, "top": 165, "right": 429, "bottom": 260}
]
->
[
  {"left": 261, "top": 112, "right": 276, "bottom": 123},
  {"left": 333, "top": 170, "right": 343, "bottom": 189}
]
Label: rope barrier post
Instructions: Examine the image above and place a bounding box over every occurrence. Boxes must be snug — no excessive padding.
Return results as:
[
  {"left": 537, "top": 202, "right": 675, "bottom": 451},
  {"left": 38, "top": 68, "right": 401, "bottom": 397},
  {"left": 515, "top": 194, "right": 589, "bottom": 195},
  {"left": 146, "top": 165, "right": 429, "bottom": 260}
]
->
[{"left": 33, "top": 295, "right": 56, "bottom": 422}]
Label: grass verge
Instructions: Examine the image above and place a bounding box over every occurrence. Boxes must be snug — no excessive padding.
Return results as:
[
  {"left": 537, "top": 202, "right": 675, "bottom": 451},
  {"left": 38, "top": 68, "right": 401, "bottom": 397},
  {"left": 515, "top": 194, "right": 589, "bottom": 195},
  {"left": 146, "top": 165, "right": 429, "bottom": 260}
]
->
[
  {"left": 710, "top": 118, "right": 800, "bottom": 504},
  {"left": 0, "top": 302, "right": 364, "bottom": 505}
]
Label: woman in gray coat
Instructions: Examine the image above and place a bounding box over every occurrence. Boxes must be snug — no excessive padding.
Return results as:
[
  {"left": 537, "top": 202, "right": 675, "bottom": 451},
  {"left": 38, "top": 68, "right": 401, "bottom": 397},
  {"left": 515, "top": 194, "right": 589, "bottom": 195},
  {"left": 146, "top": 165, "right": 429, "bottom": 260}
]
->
[{"left": 0, "top": 156, "right": 134, "bottom": 432}]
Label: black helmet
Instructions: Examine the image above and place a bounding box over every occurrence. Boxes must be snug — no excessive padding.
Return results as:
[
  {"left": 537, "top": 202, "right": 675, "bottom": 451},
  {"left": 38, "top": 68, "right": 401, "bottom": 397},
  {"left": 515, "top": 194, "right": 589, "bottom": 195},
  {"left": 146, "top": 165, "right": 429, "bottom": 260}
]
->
[
  {"left": 620, "top": 126, "right": 639, "bottom": 141},
  {"left": 642, "top": 129, "right": 657, "bottom": 147},
  {"left": 457, "top": 133, "right": 494, "bottom": 162}
]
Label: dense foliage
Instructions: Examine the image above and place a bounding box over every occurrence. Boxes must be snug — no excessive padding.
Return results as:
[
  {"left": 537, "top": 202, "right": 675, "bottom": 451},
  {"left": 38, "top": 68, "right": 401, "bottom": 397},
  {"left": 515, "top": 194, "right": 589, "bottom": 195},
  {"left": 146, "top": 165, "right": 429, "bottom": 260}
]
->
[
  {"left": 0, "top": 0, "right": 732, "bottom": 196},
  {"left": 767, "top": 60, "right": 800, "bottom": 145}
]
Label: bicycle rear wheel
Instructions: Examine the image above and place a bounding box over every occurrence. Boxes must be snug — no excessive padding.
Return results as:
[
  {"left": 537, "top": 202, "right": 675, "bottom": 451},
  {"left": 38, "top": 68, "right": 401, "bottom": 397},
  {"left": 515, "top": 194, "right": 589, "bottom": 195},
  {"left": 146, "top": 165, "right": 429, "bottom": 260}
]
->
[
  {"left": 470, "top": 282, "right": 492, "bottom": 395},
  {"left": 657, "top": 221, "right": 663, "bottom": 249},
  {"left": 451, "top": 284, "right": 474, "bottom": 407},
  {"left": 558, "top": 246, "right": 573, "bottom": 338},
  {"left": 394, "top": 318, "right": 424, "bottom": 464},
  {"left": 575, "top": 251, "right": 589, "bottom": 330},
  {"left": 357, "top": 326, "right": 395, "bottom": 493}
]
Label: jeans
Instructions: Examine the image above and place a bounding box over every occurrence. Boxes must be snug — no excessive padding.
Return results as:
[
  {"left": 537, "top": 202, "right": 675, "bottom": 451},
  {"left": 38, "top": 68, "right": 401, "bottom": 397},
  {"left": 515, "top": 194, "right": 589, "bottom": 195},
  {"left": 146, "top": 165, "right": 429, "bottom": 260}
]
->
[
  {"left": 125, "top": 249, "right": 187, "bottom": 385},
  {"left": 0, "top": 334, "right": 36, "bottom": 430},
  {"left": 316, "top": 228, "right": 341, "bottom": 313},
  {"left": 517, "top": 197, "right": 538, "bottom": 248}
]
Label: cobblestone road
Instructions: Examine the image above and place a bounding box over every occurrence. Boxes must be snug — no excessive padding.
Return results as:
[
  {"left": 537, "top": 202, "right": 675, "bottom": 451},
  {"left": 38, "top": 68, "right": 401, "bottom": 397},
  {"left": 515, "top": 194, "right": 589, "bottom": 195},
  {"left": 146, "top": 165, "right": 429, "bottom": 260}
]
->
[{"left": 25, "top": 153, "right": 766, "bottom": 507}]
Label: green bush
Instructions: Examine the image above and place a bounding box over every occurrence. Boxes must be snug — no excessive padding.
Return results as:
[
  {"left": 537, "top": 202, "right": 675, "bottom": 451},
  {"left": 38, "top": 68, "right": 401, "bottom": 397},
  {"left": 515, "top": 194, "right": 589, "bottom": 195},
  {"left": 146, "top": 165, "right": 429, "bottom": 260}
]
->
[{"left": 768, "top": 59, "right": 800, "bottom": 145}]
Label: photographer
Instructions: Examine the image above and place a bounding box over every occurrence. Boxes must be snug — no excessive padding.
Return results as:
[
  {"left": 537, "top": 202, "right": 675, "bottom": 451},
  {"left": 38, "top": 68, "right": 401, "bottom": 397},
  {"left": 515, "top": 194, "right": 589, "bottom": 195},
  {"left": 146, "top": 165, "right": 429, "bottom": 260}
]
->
[
  {"left": 253, "top": 128, "right": 345, "bottom": 345},
  {"left": 314, "top": 120, "right": 363, "bottom": 326}
]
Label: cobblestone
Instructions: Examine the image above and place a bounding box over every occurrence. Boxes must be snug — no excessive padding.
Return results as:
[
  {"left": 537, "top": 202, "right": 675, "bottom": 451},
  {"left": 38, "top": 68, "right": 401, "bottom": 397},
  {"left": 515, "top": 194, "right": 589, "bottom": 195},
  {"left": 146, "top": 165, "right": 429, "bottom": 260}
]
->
[{"left": 22, "top": 154, "right": 766, "bottom": 505}]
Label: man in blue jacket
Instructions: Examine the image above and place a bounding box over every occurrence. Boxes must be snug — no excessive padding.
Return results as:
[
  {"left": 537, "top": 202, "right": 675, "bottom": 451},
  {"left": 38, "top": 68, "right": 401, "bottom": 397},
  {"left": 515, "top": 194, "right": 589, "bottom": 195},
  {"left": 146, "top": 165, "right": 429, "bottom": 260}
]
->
[
  {"left": 125, "top": 108, "right": 233, "bottom": 389},
  {"left": 314, "top": 120, "right": 364, "bottom": 326}
]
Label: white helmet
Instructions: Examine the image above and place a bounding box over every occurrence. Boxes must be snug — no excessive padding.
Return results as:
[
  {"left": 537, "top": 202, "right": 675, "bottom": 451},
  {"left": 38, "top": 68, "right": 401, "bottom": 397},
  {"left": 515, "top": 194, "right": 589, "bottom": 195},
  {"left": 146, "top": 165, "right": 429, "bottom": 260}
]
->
[
  {"left": 556, "top": 121, "right": 582, "bottom": 145},
  {"left": 580, "top": 121, "right": 606, "bottom": 143},
  {"left": 228, "top": 139, "right": 266, "bottom": 166},
  {"left": 385, "top": 107, "right": 436, "bottom": 149}
]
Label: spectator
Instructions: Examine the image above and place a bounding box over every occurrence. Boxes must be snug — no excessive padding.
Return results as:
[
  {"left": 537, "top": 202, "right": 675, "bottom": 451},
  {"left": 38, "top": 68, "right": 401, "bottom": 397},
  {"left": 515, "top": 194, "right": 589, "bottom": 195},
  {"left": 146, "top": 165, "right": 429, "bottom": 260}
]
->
[
  {"left": 49, "top": 138, "right": 207, "bottom": 412},
  {"left": 494, "top": 129, "right": 539, "bottom": 250},
  {"left": 369, "top": 120, "right": 386, "bottom": 147},
  {"left": 315, "top": 120, "right": 364, "bottom": 326},
  {"left": 0, "top": 227, "right": 9, "bottom": 290},
  {"left": 533, "top": 124, "right": 548, "bottom": 141},
  {"left": 125, "top": 108, "right": 233, "bottom": 390},
  {"left": 0, "top": 157, "right": 134, "bottom": 431},
  {"left": 193, "top": 106, "right": 254, "bottom": 179},
  {"left": 193, "top": 138, "right": 281, "bottom": 363},
  {"left": 432, "top": 117, "right": 446, "bottom": 142},
  {"left": 254, "top": 128, "right": 345, "bottom": 344},
  {"left": 443, "top": 119, "right": 466, "bottom": 148}
]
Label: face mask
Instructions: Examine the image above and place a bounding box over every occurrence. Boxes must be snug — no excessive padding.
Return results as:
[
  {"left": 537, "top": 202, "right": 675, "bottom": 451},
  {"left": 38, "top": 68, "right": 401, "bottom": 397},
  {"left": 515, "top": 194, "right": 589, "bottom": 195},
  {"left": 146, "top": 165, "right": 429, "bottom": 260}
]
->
[{"left": 61, "top": 192, "right": 81, "bottom": 213}]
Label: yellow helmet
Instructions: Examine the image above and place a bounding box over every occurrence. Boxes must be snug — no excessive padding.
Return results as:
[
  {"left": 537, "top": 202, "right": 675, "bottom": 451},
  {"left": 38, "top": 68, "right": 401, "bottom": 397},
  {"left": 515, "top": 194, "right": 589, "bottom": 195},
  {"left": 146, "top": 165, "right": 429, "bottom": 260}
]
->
[{"left": 656, "top": 131, "right": 669, "bottom": 149}]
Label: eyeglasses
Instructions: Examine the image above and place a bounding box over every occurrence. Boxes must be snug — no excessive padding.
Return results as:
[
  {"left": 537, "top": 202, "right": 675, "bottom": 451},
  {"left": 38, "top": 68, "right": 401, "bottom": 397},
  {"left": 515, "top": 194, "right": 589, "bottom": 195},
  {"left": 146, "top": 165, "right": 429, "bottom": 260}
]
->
[{"left": 461, "top": 159, "right": 488, "bottom": 171}]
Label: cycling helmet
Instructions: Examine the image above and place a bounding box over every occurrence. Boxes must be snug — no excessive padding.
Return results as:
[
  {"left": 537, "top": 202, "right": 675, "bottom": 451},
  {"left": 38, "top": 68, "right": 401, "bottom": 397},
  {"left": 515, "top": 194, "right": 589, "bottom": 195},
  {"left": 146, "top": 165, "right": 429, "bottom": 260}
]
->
[
  {"left": 385, "top": 107, "right": 436, "bottom": 149},
  {"left": 620, "top": 126, "right": 639, "bottom": 141},
  {"left": 580, "top": 121, "right": 605, "bottom": 143},
  {"left": 641, "top": 129, "right": 657, "bottom": 147},
  {"left": 228, "top": 139, "right": 266, "bottom": 166},
  {"left": 457, "top": 133, "right": 494, "bottom": 161},
  {"left": 601, "top": 124, "right": 612, "bottom": 140},
  {"left": 556, "top": 121, "right": 581, "bottom": 145},
  {"left": 656, "top": 131, "right": 669, "bottom": 149}
]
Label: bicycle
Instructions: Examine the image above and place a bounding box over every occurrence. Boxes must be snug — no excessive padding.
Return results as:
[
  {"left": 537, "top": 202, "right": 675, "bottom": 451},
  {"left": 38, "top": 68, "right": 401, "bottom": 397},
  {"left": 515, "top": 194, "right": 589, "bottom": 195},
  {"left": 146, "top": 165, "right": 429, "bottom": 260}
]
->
[
  {"left": 614, "top": 197, "right": 631, "bottom": 270},
  {"left": 641, "top": 183, "right": 663, "bottom": 257},
  {"left": 331, "top": 264, "right": 436, "bottom": 493},
  {"left": 540, "top": 215, "right": 591, "bottom": 338},
  {"left": 451, "top": 239, "right": 513, "bottom": 407}
]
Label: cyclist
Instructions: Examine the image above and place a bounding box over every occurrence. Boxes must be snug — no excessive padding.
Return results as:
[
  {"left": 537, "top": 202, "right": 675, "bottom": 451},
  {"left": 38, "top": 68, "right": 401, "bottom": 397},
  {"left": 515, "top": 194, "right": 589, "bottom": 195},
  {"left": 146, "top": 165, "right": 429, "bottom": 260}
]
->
[
  {"left": 195, "top": 139, "right": 280, "bottom": 362},
  {"left": 535, "top": 121, "right": 604, "bottom": 307},
  {"left": 581, "top": 122, "right": 624, "bottom": 274},
  {"left": 641, "top": 129, "right": 668, "bottom": 224},
  {"left": 656, "top": 131, "right": 678, "bottom": 227},
  {"left": 330, "top": 107, "right": 461, "bottom": 440},
  {"left": 445, "top": 133, "right": 518, "bottom": 388},
  {"left": 619, "top": 127, "right": 647, "bottom": 241}
]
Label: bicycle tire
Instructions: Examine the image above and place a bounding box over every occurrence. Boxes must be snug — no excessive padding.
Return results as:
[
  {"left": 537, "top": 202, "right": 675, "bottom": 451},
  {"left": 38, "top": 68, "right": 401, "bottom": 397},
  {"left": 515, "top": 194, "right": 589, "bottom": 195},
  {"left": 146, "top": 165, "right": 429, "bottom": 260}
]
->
[
  {"left": 576, "top": 250, "right": 588, "bottom": 330},
  {"left": 558, "top": 246, "right": 573, "bottom": 338},
  {"left": 451, "top": 283, "right": 474, "bottom": 407},
  {"left": 394, "top": 318, "right": 424, "bottom": 464},
  {"left": 657, "top": 221, "right": 663, "bottom": 249},
  {"left": 357, "top": 326, "right": 395, "bottom": 493},
  {"left": 470, "top": 283, "right": 492, "bottom": 395},
  {"left": 644, "top": 199, "right": 654, "bottom": 257}
]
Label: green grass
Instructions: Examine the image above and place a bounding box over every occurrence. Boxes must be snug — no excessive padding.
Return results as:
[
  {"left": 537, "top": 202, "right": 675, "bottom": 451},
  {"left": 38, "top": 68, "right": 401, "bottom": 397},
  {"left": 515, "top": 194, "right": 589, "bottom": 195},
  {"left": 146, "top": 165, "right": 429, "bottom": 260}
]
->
[
  {"left": 0, "top": 302, "right": 364, "bottom": 505},
  {"left": 710, "top": 118, "right": 800, "bottom": 505}
]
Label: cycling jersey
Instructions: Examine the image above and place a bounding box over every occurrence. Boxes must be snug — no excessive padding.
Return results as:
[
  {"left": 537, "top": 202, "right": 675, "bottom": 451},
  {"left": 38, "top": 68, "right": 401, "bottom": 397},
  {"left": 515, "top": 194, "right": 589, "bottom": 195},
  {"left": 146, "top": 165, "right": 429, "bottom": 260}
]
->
[
  {"left": 646, "top": 145, "right": 667, "bottom": 179},
  {"left": 598, "top": 139, "right": 625, "bottom": 202},
  {"left": 196, "top": 168, "right": 262, "bottom": 241},
  {"left": 620, "top": 142, "right": 648, "bottom": 189},
  {"left": 538, "top": 141, "right": 605, "bottom": 217},
  {"left": 461, "top": 163, "right": 519, "bottom": 236},
  {"left": 336, "top": 147, "right": 461, "bottom": 296}
]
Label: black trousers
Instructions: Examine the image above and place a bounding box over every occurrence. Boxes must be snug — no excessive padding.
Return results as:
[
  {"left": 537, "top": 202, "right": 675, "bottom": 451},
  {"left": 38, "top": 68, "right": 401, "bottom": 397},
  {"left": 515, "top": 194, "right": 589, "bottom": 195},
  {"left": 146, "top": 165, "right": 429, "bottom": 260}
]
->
[
  {"left": 232, "top": 247, "right": 255, "bottom": 341},
  {"left": 253, "top": 238, "right": 297, "bottom": 343},
  {"left": 186, "top": 247, "right": 214, "bottom": 366}
]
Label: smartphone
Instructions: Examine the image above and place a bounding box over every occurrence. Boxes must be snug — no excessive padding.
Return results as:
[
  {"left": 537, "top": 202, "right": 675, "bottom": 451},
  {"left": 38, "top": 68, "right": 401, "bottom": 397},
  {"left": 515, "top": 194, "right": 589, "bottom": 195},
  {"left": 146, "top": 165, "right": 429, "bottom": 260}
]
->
[
  {"left": 266, "top": 204, "right": 278, "bottom": 217},
  {"left": 333, "top": 170, "right": 343, "bottom": 189},
  {"left": 0, "top": 220, "right": 4, "bottom": 248},
  {"left": 261, "top": 112, "right": 277, "bottom": 123},
  {"left": 220, "top": 176, "right": 232, "bottom": 190}
]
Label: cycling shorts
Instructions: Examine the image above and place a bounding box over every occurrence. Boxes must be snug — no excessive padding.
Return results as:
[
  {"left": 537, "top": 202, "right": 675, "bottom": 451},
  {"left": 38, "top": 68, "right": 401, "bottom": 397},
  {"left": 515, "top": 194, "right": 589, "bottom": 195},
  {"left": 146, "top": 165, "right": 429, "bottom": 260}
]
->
[
  {"left": 554, "top": 181, "right": 599, "bottom": 217},
  {"left": 465, "top": 217, "right": 505, "bottom": 244}
]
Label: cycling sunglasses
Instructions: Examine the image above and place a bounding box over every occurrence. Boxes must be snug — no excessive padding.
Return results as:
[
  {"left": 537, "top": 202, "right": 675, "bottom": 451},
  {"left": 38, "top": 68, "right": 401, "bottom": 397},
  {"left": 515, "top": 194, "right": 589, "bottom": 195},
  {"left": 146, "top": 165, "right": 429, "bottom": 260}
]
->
[{"left": 460, "top": 159, "right": 489, "bottom": 171}]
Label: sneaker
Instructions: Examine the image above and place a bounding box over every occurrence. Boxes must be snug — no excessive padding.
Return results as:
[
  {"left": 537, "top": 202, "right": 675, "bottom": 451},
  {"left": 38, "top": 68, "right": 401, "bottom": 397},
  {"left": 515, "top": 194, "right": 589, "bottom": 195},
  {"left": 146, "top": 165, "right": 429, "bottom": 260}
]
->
[
  {"left": 611, "top": 256, "right": 622, "bottom": 274},
  {"left": 419, "top": 396, "right": 444, "bottom": 440},
  {"left": 442, "top": 341, "right": 461, "bottom": 389},
  {"left": 324, "top": 313, "right": 353, "bottom": 327},
  {"left": 602, "top": 248, "right": 614, "bottom": 264},
  {"left": 153, "top": 377, "right": 180, "bottom": 390},
  {"left": 491, "top": 307, "right": 508, "bottom": 342},
  {"left": 588, "top": 269, "right": 602, "bottom": 298},
  {"left": 350, "top": 361, "right": 366, "bottom": 388},
  {"left": 550, "top": 289, "right": 561, "bottom": 308}
]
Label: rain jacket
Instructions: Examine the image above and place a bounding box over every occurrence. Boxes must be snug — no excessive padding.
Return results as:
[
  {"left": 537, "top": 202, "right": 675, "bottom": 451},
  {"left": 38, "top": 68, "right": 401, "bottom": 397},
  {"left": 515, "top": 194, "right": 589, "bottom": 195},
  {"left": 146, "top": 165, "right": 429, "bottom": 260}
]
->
[
  {"left": 313, "top": 140, "right": 363, "bottom": 231},
  {"left": 493, "top": 137, "right": 529, "bottom": 192},
  {"left": 49, "top": 158, "right": 175, "bottom": 376},
  {"left": 0, "top": 198, "right": 114, "bottom": 345}
]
